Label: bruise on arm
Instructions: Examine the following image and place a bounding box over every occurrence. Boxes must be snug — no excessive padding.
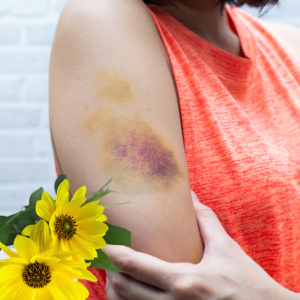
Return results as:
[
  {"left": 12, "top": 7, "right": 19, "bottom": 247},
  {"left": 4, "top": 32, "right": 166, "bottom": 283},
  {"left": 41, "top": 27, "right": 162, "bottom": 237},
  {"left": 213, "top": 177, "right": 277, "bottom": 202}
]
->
[
  {"left": 49, "top": 0, "right": 203, "bottom": 264},
  {"left": 94, "top": 69, "right": 135, "bottom": 105},
  {"left": 80, "top": 68, "right": 184, "bottom": 195},
  {"left": 82, "top": 111, "right": 184, "bottom": 195}
]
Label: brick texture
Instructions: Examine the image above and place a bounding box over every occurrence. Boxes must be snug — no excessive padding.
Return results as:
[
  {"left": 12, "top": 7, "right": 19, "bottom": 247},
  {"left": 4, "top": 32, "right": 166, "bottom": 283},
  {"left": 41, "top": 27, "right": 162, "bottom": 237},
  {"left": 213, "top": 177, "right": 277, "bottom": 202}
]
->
[{"left": 0, "top": 0, "right": 299, "bottom": 217}]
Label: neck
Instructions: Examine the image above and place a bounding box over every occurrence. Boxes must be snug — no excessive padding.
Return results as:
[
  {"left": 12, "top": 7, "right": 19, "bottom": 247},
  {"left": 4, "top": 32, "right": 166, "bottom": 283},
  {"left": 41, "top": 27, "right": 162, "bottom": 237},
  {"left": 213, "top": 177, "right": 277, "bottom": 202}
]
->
[{"left": 159, "top": 1, "right": 242, "bottom": 56}]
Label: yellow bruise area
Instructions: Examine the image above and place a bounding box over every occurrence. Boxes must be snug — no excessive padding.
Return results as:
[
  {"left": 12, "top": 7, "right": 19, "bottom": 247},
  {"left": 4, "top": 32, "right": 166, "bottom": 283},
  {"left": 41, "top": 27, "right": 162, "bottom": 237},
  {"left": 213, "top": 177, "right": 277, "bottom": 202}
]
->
[
  {"left": 93, "top": 69, "right": 135, "bottom": 105},
  {"left": 80, "top": 69, "right": 184, "bottom": 195}
]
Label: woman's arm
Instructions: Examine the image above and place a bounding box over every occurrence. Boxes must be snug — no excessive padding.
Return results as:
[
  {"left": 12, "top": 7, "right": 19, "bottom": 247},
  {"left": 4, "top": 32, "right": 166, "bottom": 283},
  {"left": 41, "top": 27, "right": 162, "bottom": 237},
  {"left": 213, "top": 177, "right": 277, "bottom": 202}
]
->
[
  {"left": 104, "top": 191, "right": 299, "bottom": 300},
  {"left": 49, "top": 0, "right": 203, "bottom": 264}
]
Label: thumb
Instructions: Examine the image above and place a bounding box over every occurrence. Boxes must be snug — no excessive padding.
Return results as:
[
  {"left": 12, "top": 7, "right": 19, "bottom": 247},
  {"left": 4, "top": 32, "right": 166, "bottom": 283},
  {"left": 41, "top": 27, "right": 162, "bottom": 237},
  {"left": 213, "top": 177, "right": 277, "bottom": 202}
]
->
[{"left": 191, "top": 190, "right": 229, "bottom": 246}]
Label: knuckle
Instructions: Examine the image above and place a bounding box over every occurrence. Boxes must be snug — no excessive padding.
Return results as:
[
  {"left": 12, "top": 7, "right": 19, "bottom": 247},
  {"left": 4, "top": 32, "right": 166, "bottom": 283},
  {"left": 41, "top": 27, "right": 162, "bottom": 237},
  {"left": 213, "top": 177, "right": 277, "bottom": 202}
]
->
[
  {"left": 173, "top": 274, "right": 204, "bottom": 297},
  {"left": 119, "top": 254, "right": 135, "bottom": 273},
  {"left": 110, "top": 274, "right": 126, "bottom": 294}
]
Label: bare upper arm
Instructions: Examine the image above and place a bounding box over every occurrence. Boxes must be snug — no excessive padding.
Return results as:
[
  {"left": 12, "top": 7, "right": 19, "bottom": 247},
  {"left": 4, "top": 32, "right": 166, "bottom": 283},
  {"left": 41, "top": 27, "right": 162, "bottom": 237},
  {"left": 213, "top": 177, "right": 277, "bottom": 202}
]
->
[
  {"left": 263, "top": 22, "right": 300, "bottom": 58},
  {"left": 49, "top": 0, "right": 203, "bottom": 263}
]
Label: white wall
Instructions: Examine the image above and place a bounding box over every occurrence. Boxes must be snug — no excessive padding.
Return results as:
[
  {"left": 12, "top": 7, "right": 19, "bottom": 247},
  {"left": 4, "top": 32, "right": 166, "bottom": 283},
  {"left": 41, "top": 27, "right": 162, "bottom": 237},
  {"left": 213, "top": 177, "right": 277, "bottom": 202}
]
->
[{"left": 0, "top": 0, "right": 299, "bottom": 217}]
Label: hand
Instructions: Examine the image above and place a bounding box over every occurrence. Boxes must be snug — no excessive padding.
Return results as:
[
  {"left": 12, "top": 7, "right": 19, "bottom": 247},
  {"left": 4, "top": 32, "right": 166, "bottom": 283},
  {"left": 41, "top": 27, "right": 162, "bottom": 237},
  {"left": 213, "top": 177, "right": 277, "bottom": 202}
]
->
[{"left": 102, "top": 190, "right": 296, "bottom": 300}]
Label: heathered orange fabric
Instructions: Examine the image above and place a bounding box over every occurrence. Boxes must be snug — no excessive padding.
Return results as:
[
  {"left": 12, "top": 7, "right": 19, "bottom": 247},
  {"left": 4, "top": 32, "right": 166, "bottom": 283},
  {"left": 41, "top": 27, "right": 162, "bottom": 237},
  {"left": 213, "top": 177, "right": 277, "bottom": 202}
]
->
[{"left": 54, "top": 4, "right": 300, "bottom": 298}]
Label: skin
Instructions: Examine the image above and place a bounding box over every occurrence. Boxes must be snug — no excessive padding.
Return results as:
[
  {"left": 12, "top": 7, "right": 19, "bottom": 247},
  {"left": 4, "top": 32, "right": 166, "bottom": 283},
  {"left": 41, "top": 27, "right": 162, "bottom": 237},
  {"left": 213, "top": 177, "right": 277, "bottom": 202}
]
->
[
  {"left": 50, "top": 0, "right": 204, "bottom": 268},
  {"left": 93, "top": 69, "right": 136, "bottom": 105},
  {"left": 81, "top": 68, "right": 183, "bottom": 195},
  {"left": 100, "top": 1, "right": 300, "bottom": 299},
  {"left": 159, "top": 0, "right": 242, "bottom": 56},
  {"left": 103, "top": 191, "right": 299, "bottom": 300},
  {"left": 81, "top": 108, "right": 184, "bottom": 195},
  {"left": 49, "top": 0, "right": 300, "bottom": 298}
]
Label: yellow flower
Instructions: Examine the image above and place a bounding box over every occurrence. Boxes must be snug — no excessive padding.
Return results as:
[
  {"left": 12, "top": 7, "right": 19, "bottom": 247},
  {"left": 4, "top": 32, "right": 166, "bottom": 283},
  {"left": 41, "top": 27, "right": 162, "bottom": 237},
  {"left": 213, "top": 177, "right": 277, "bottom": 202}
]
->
[
  {"left": 24, "top": 179, "right": 108, "bottom": 262},
  {"left": 0, "top": 220, "right": 97, "bottom": 300}
]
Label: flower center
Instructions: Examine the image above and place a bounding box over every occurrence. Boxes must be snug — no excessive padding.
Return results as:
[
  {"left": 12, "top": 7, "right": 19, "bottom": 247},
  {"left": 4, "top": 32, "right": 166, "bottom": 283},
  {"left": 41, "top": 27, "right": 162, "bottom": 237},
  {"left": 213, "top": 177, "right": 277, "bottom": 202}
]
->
[
  {"left": 55, "top": 214, "right": 78, "bottom": 240},
  {"left": 22, "top": 262, "right": 51, "bottom": 288}
]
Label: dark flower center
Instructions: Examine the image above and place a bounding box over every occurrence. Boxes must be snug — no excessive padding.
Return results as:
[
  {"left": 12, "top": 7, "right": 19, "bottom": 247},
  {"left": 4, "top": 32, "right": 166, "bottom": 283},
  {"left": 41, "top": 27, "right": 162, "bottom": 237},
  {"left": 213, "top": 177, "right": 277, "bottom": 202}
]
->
[
  {"left": 55, "top": 214, "right": 78, "bottom": 240},
  {"left": 22, "top": 262, "right": 51, "bottom": 288}
]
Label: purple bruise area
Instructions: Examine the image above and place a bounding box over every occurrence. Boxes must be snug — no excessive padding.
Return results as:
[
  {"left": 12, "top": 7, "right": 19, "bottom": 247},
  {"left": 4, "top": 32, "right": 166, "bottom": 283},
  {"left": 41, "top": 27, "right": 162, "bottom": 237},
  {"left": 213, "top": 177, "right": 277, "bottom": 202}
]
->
[{"left": 112, "top": 129, "right": 179, "bottom": 179}]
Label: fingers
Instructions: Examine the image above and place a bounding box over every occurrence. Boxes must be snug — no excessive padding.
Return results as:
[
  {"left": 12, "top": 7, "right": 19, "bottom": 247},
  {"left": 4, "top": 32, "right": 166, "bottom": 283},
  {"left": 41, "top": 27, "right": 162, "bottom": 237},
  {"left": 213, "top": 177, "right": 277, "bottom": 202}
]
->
[
  {"left": 102, "top": 245, "right": 174, "bottom": 290},
  {"left": 106, "top": 277, "right": 127, "bottom": 300},
  {"left": 106, "top": 271, "right": 166, "bottom": 300},
  {"left": 191, "top": 190, "right": 230, "bottom": 246}
]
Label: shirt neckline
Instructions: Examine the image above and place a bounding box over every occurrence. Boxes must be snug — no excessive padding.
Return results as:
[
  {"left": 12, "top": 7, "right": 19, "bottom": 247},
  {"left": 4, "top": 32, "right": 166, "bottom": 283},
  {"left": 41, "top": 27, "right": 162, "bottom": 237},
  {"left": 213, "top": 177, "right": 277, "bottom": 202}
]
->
[{"left": 150, "top": 5, "right": 257, "bottom": 84}]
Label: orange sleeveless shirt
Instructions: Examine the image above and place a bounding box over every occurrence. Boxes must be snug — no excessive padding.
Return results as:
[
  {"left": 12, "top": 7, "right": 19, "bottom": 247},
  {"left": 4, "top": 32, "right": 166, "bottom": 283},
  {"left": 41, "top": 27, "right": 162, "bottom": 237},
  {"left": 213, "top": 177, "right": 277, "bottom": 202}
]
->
[{"left": 55, "top": 4, "right": 300, "bottom": 298}]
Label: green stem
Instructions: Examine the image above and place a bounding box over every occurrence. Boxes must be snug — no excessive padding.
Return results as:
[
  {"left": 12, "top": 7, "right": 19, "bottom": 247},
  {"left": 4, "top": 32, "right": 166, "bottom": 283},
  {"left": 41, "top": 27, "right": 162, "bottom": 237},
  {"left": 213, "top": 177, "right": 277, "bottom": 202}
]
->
[{"left": 103, "top": 202, "right": 131, "bottom": 208}]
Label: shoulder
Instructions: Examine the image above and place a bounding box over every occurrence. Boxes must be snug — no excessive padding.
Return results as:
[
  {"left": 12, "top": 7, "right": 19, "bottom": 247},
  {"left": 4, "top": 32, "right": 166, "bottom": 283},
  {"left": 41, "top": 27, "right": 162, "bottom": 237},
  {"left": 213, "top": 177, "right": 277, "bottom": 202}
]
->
[
  {"left": 261, "top": 22, "right": 300, "bottom": 58},
  {"left": 51, "top": 0, "right": 170, "bottom": 78},
  {"left": 55, "top": 0, "right": 157, "bottom": 44}
]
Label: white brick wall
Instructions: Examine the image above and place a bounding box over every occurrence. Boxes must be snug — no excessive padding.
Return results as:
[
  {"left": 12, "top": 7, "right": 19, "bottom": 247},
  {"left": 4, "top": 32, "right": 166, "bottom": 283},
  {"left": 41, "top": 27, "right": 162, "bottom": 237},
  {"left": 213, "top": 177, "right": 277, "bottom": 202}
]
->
[
  {"left": 0, "top": 0, "right": 65, "bottom": 216},
  {"left": 0, "top": 0, "right": 299, "bottom": 217}
]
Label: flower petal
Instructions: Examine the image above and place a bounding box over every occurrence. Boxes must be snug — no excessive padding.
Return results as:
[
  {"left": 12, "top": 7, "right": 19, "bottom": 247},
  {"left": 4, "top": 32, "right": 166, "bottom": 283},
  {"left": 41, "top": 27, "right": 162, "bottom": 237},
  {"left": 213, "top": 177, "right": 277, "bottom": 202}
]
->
[
  {"left": 0, "top": 264, "right": 23, "bottom": 285},
  {"left": 29, "top": 220, "right": 51, "bottom": 253},
  {"left": 64, "top": 186, "right": 87, "bottom": 216},
  {"left": 21, "top": 224, "right": 35, "bottom": 237},
  {"left": 52, "top": 272, "right": 87, "bottom": 300},
  {"left": 68, "top": 252, "right": 85, "bottom": 263},
  {"left": 60, "top": 240, "right": 71, "bottom": 252},
  {"left": 69, "top": 236, "right": 96, "bottom": 260},
  {"left": 36, "top": 192, "right": 56, "bottom": 222},
  {"left": 74, "top": 201, "right": 104, "bottom": 223},
  {"left": 52, "top": 251, "right": 80, "bottom": 260},
  {"left": 0, "top": 277, "right": 22, "bottom": 300},
  {"left": 46, "top": 282, "right": 68, "bottom": 300},
  {"left": 50, "top": 263, "right": 74, "bottom": 274},
  {"left": 71, "top": 186, "right": 86, "bottom": 201},
  {"left": 0, "top": 262, "right": 6, "bottom": 269},
  {"left": 55, "top": 269, "right": 97, "bottom": 282},
  {"left": 57, "top": 259, "right": 91, "bottom": 270},
  {"left": 78, "top": 221, "right": 109, "bottom": 236},
  {"left": 74, "top": 281, "right": 90, "bottom": 300},
  {"left": 33, "top": 285, "right": 55, "bottom": 300},
  {"left": 98, "top": 214, "right": 108, "bottom": 222},
  {"left": 14, "top": 235, "right": 38, "bottom": 263},
  {"left": 77, "top": 268, "right": 98, "bottom": 282},
  {"left": 14, "top": 284, "right": 34, "bottom": 300},
  {"left": 30, "top": 256, "right": 60, "bottom": 266},
  {"left": 76, "top": 232, "right": 107, "bottom": 249},
  {"left": 55, "top": 179, "right": 70, "bottom": 215},
  {"left": 3, "top": 257, "right": 27, "bottom": 266},
  {"left": 0, "top": 242, "right": 20, "bottom": 258},
  {"left": 49, "top": 214, "right": 58, "bottom": 238}
]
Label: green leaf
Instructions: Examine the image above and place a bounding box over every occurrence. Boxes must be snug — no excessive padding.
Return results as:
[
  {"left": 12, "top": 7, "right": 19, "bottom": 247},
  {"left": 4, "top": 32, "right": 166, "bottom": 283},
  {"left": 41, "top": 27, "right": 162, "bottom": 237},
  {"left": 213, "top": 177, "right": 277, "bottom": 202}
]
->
[
  {"left": 0, "top": 212, "right": 21, "bottom": 245},
  {"left": 103, "top": 223, "right": 131, "bottom": 246},
  {"left": 13, "top": 224, "right": 23, "bottom": 233},
  {"left": 4, "top": 210, "right": 36, "bottom": 247},
  {"left": 0, "top": 215, "right": 10, "bottom": 228},
  {"left": 14, "top": 210, "right": 36, "bottom": 229},
  {"left": 86, "top": 249, "right": 123, "bottom": 272},
  {"left": 84, "top": 179, "right": 116, "bottom": 206},
  {"left": 29, "top": 187, "right": 43, "bottom": 221},
  {"left": 54, "top": 174, "right": 67, "bottom": 194},
  {"left": 6, "top": 232, "right": 19, "bottom": 246}
]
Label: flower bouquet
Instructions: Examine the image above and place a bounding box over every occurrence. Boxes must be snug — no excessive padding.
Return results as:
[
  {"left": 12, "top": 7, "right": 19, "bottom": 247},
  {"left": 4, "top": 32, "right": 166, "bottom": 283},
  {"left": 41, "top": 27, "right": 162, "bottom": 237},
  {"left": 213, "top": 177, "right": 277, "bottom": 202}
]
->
[{"left": 0, "top": 175, "right": 131, "bottom": 299}]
